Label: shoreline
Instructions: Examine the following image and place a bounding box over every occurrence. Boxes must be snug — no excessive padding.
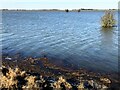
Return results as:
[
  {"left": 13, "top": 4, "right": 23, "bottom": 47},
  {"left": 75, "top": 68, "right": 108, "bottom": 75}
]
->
[
  {"left": 2, "top": 53, "right": 118, "bottom": 74},
  {"left": 1, "top": 54, "right": 119, "bottom": 89}
]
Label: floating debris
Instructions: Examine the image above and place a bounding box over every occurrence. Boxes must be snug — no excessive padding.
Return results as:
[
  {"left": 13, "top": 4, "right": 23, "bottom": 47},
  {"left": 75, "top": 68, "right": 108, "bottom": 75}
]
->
[{"left": 5, "top": 56, "right": 12, "bottom": 60}]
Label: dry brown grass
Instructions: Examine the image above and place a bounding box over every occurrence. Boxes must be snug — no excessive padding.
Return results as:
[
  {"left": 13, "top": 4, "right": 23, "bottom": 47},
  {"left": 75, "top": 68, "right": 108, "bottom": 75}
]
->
[
  {"left": 53, "top": 76, "right": 72, "bottom": 89},
  {"left": 0, "top": 66, "right": 38, "bottom": 89},
  {"left": 0, "top": 65, "right": 112, "bottom": 89}
]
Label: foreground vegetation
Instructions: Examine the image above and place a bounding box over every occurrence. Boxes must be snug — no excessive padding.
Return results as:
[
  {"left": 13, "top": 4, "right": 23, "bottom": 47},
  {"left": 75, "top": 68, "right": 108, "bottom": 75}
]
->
[
  {"left": 1, "top": 55, "right": 119, "bottom": 90},
  {"left": 0, "top": 66, "right": 112, "bottom": 89}
]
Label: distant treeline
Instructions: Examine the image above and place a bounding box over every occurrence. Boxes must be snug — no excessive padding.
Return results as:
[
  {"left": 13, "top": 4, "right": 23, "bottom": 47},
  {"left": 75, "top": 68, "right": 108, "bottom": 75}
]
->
[{"left": 1, "top": 9, "right": 117, "bottom": 12}]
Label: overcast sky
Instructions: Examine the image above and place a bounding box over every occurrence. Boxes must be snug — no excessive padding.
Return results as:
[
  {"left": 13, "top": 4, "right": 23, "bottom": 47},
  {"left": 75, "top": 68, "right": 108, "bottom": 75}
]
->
[{"left": 0, "top": 0, "right": 119, "bottom": 9}]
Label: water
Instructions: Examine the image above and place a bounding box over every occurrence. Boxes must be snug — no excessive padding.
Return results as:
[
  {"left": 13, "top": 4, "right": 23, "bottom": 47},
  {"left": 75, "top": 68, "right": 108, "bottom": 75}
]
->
[{"left": 1, "top": 11, "right": 118, "bottom": 73}]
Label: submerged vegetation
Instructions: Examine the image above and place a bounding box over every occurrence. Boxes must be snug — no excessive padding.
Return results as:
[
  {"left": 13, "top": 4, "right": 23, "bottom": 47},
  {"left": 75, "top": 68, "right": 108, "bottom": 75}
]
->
[{"left": 101, "top": 10, "right": 116, "bottom": 28}]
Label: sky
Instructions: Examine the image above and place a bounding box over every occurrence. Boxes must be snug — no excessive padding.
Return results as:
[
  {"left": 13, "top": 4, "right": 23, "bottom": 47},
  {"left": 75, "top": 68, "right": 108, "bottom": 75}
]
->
[{"left": 0, "top": 0, "right": 119, "bottom": 9}]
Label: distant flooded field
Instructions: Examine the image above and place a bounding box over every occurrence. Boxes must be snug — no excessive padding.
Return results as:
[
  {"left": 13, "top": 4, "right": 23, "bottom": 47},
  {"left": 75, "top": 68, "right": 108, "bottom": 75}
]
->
[{"left": 1, "top": 11, "right": 118, "bottom": 73}]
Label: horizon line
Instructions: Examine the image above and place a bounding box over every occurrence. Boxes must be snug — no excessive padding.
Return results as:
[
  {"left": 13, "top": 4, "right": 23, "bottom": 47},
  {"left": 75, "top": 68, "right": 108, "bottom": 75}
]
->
[{"left": 1, "top": 8, "right": 118, "bottom": 10}]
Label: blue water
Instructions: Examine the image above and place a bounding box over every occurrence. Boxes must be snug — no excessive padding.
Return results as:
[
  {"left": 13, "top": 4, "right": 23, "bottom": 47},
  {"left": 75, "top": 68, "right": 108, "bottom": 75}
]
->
[{"left": 1, "top": 11, "right": 118, "bottom": 73}]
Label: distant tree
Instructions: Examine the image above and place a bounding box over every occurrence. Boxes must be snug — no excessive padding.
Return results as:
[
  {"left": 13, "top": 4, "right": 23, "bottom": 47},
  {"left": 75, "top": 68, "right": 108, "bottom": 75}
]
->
[
  {"left": 78, "top": 9, "right": 80, "bottom": 12},
  {"left": 65, "top": 9, "right": 69, "bottom": 12},
  {"left": 101, "top": 10, "right": 116, "bottom": 28},
  {"left": 81, "top": 8, "right": 85, "bottom": 10},
  {"left": 2, "top": 9, "right": 8, "bottom": 11}
]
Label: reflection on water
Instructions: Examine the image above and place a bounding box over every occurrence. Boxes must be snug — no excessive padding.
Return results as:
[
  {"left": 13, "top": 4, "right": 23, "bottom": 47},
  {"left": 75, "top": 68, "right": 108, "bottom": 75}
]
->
[
  {"left": 100, "top": 27, "right": 114, "bottom": 50},
  {"left": 99, "top": 27, "right": 118, "bottom": 73}
]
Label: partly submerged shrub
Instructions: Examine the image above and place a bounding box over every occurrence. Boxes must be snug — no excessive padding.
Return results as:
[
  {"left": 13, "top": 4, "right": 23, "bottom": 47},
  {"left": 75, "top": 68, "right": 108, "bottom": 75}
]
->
[{"left": 101, "top": 10, "right": 116, "bottom": 27}]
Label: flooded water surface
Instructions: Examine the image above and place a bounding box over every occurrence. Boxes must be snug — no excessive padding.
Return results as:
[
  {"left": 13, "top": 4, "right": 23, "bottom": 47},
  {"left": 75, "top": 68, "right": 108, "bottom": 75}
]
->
[{"left": 1, "top": 11, "right": 118, "bottom": 73}]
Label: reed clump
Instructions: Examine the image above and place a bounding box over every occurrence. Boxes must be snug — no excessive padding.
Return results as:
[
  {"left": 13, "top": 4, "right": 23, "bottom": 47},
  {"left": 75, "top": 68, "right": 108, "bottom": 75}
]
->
[{"left": 101, "top": 10, "right": 116, "bottom": 27}]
